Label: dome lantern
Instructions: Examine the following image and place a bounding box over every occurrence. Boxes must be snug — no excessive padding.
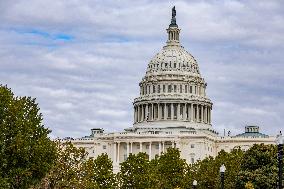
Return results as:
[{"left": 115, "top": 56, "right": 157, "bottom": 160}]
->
[{"left": 167, "top": 6, "right": 180, "bottom": 46}]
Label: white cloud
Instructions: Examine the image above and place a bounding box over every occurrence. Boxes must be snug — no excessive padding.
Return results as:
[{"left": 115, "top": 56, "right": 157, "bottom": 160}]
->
[{"left": 0, "top": 0, "right": 283, "bottom": 138}]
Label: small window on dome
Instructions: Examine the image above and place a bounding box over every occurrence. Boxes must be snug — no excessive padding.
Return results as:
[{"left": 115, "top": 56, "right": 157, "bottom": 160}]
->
[
  {"left": 174, "top": 63, "right": 176, "bottom": 68},
  {"left": 168, "top": 85, "right": 172, "bottom": 93},
  {"left": 153, "top": 85, "right": 156, "bottom": 93},
  {"left": 180, "top": 85, "right": 182, "bottom": 93},
  {"left": 157, "top": 85, "right": 160, "bottom": 93},
  {"left": 163, "top": 85, "right": 166, "bottom": 92},
  {"left": 190, "top": 86, "right": 192, "bottom": 93},
  {"left": 174, "top": 85, "right": 177, "bottom": 92}
]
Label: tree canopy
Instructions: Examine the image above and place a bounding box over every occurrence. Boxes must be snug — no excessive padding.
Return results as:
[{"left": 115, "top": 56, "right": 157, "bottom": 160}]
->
[
  {"left": 0, "top": 85, "right": 56, "bottom": 189},
  {"left": 236, "top": 144, "right": 278, "bottom": 189}
]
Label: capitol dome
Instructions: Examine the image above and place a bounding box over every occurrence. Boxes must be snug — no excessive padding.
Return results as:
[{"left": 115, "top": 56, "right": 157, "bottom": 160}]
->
[{"left": 132, "top": 7, "right": 213, "bottom": 131}]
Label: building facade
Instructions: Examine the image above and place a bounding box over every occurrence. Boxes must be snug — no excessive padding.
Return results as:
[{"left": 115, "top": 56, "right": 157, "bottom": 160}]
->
[{"left": 69, "top": 8, "right": 275, "bottom": 172}]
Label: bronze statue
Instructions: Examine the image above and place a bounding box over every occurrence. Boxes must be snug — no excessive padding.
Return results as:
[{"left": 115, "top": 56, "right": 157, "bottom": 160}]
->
[
  {"left": 172, "top": 6, "right": 176, "bottom": 19},
  {"left": 170, "top": 6, "right": 177, "bottom": 26}
]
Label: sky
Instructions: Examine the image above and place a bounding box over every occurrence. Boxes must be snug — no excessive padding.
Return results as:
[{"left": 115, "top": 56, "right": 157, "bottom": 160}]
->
[{"left": 0, "top": 0, "right": 283, "bottom": 138}]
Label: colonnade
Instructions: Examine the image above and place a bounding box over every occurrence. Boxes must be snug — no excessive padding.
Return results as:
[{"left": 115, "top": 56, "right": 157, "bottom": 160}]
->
[
  {"left": 113, "top": 141, "right": 176, "bottom": 163},
  {"left": 134, "top": 103, "right": 211, "bottom": 124},
  {"left": 168, "top": 30, "right": 179, "bottom": 41},
  {"left": 140, "top": 83, "right": 205, "bottom": 96}
]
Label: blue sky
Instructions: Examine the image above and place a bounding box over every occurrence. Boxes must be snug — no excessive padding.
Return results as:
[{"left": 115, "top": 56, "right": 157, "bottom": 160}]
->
[{"left": 0, "top": 0, "right": 283, "bottom": 138}]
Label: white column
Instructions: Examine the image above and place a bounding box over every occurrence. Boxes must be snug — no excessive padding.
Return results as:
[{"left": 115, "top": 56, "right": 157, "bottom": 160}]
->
[
  {"left": 126, "top": 142, "right": 129, "bottom": 157},
  {"left": 140, "top": 142, "right": 142, "bottom": 153},
  {"left": 197, "top": 85, "right": 199, "bottom": 95},
  {"left": 134, "top": 106, "right": 136, "bottom": 123},
  {"left": 151, "top": 104, "right": 154, "bottom": 120},
  {"left": 191, "top": 103, "right": 194, "bottom": 122},
  {"left": 171, "top": 103, "right": 174, "bottom": 120},
  {"left": 205, "top": 106, "right": 208, "bottom": 124},
  {"left": 201, "top": 105, "right": 204, "bottom": 123},
  {"left": 208, "top": 107, "right": 210, "bottom": 124},
  {"left": 162, "top": 141, "right": 165, "bottom": 152},
  {"left": 183, "top": 103, "right": 186, "bottom": 121},
  {"left": 145, "top": 104, "right": 148, "bottom": 121},
  {"left": 149, "top": 142, "right": 152, "bottom": 160},
  {"left": 140, "top": 105, "right": 142, "bottom": 122},
  {"left": 113, "top": 142, "right": 117, "bottom": 163},
  {"left": 142, "top": 105, "right": 144, "bottom": 121},
  {"left": 177, "top": 103, "right": 180, "bottom": 120},
  {"left": 157, "top": 103, "right": 160, "bottom": 120},
  {"left": 208, "top": 107, "right": 210, "bottom": 123},
  {"left": 130, "top": 142, "right": 133, "bottom": 154},
  {"left": 209, "top": 107, "right": 211, "bottom": 124},
  {"left": 136, "top": 107, "right": 138, "bottom": 122},
  {"left": 197, "top": 105, "right": 199, "bottom": 122},
  {"left": 154, "top": 103, "right": 156, "bottom": 120},
  {"left": 117, "top": 142, "right": 120, "bottom": 163},
  {"left": 165, "top": 104, "right": 168, "bottom": 120},
  {"left": 137, "top": 105, "right": 140, "bottom": 122},
  {"left": 159, "top": 142, "right": 161, "bottom": 155},
  {"left": 172, "top": 141, "right": 174, "bottom": 148}
]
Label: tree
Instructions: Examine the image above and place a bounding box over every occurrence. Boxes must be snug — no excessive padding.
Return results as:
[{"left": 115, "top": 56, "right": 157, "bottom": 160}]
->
[
  {"left": 35, "top": 141, "right": 87, "bottom": 189},
  {"left": 0, "top": 85, "right": 56, "bottom": 189},
  {"left": 155, "top": 148, "right": 187, "bottom": 189},
  {"left": 236, "top": 144, "right": 278, "bottom": 189},
  {"left": 186, "top": 148, "right": 244, "bottom": 189},
  {"left": 119, "top": 152, "right": 152, "bottom": 189},
  {"left": 81, "top": 153, "right": 116, "bottom": 189}
]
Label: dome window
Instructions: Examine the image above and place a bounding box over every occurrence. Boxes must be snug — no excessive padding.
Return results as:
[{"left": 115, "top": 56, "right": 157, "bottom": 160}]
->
[{"left": 168, "top": 85, "right": 172, "bottom": 93}]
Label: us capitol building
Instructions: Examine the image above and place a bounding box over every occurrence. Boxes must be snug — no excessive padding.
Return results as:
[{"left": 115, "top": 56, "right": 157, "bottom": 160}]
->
[{"left": 68, "top": 7, "right": 275, "bottom": 171}]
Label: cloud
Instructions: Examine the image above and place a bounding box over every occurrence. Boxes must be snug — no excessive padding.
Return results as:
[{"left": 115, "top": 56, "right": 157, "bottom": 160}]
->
[{"left": 0, "top": 0, "right": 283, "bottom": 138}]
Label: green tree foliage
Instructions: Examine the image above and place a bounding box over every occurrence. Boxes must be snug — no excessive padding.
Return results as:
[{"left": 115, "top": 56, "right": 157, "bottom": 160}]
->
[
  {"left": 0, "top": 85, "right": 56, "bottom": 189},
  {"left": 236, "top": 144, "right": 278, "bottom": 189},
  {"left": 185, "top": 148, "right": 244, "bottom": 189},
  {"left": 81, "top": 153, "right": 116, "bottom": 189},
  {"left": 155, "top": 147, "right": 187, "bottom": 189},
  {"left": 35, "top": 141, "right": 87, "bottom": 189},
  {"left": 119, "top": 152, "right": 153, "bottom": 189}
]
